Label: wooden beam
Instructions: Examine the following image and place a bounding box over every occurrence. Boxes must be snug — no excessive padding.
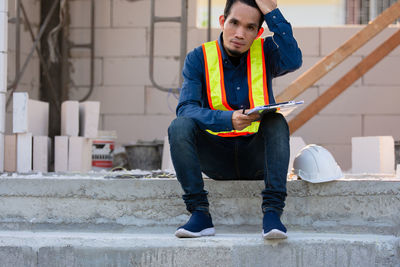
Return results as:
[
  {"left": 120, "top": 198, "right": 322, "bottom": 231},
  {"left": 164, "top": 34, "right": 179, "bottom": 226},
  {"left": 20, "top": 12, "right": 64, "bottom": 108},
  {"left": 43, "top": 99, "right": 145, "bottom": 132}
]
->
[
  {"left": 276, "top": 0, "right": 400, "bottom": 103},
  {"left": 289, "top": 29, "right": 400, "bottom": 134}
]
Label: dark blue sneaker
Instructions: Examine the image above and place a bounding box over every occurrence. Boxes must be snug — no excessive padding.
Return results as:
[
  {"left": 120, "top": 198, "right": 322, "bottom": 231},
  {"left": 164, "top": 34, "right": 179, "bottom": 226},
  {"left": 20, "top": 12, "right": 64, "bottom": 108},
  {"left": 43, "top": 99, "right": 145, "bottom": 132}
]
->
[
  {"left": 175, "top": 211, "right": 215, "bottom": 238},
  {"left": 262, "top": 211, "right": 287, "bottom": 240}
]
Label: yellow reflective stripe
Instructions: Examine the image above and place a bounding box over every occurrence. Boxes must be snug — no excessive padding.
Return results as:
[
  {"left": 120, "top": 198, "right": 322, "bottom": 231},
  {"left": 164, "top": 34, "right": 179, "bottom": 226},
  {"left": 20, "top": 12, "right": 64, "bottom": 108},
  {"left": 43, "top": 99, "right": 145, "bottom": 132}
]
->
[
  {"left": 249, "top": 39, "right": 266, "bottom": 107},
  {"left": 203, "top": 41, "right": 230, "bottom": 111},
  {"left": 206, "top": 121, "right": 260, "bottom": 136}
]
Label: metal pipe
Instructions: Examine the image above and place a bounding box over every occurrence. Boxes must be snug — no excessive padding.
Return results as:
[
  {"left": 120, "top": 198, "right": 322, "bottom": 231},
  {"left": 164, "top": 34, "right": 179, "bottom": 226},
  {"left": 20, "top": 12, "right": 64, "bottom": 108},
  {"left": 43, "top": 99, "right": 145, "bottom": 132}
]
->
[
  {"left": 149, "top": 0, "right": 185, "bottom": 93},
  {"left": 6, "top": 0, "right": 59, "bottom": 107},
  {"left": 79, "top": 0, "right": 95, "bottom": 102},
  {"left": 179, "top": 0, "right": 188, "bottom": 87}
]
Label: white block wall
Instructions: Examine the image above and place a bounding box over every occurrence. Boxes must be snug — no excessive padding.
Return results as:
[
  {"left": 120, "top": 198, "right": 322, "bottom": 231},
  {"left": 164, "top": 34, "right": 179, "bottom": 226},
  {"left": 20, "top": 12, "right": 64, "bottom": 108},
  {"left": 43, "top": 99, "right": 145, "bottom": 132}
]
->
[
  {"left": 6, "top": 0, "right": 400, "bottom": 171},
  {"left": 54, "top": 136, "right": 68, "bottom": 172},
  {"left": 16, "top": 132, "right": 32, "bottom": 173},
  {"left": 352, "top": 136, "right": 395, "bottom": 174},
  {"left": 0, "top": 0, "right": 7, "bottom": 172}
]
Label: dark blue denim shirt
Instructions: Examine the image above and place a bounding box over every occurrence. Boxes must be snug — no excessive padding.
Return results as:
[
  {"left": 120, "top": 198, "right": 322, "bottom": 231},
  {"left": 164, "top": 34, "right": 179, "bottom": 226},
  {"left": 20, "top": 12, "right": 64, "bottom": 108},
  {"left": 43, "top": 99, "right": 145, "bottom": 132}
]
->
[{"left": 176, "top": 8, "right": 302, "bottom": 132}]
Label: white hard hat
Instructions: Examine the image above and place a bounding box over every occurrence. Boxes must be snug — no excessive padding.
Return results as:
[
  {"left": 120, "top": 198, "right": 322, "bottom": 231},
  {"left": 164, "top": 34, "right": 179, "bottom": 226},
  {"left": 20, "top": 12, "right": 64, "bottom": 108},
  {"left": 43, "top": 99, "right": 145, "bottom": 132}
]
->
[{"left": 292, "top": 144, "right": 343, "bottom": 183}]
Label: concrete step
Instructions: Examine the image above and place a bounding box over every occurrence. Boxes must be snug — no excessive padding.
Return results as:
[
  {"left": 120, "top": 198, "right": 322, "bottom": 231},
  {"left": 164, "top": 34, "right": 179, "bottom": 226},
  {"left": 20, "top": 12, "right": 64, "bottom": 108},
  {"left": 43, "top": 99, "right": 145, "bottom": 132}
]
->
[
  {"left": 0, "top": 174, "right": 399, "bottom": 235},
  {"left": 0, "top": 229, "right": 398, "bottom": 267}
]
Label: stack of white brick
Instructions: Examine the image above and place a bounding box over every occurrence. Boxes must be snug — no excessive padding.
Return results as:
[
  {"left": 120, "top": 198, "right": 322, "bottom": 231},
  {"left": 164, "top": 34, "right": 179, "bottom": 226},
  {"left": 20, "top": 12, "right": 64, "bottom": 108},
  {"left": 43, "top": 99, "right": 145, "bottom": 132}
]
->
[
  {"left": 55, "top": 100, "right": 99, "bottom": 172},
  {"left": 11, "top": 92, "right": 49, "bottom": 173},
  {"left": 0, "top": 0, "right": 8, "bottom": 171}
]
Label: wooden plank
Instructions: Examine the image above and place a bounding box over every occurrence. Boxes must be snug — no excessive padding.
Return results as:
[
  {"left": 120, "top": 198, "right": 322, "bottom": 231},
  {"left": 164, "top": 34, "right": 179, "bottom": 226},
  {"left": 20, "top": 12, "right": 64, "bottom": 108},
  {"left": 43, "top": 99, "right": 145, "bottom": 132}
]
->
[
  {"left": 276, "top": 0, "right": 400, "bottom": 103},
  {"left": 289, "top": 29, "right": 400, "bottom": 134}
]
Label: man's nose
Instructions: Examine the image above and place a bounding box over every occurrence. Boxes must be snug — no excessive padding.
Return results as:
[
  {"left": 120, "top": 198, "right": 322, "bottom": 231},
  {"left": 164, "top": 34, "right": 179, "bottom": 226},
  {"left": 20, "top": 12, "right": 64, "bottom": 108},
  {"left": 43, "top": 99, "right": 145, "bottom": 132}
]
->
[{"left": 234, "top": 27, "right": 245, "bottom": 39}]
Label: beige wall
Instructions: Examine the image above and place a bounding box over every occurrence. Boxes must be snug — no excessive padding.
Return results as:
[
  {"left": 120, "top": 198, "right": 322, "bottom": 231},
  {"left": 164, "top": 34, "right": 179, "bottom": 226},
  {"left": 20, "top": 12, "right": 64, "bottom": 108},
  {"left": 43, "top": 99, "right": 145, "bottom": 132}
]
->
[{"left": 7, "top": 0, "right": 400, "bottom": 171}]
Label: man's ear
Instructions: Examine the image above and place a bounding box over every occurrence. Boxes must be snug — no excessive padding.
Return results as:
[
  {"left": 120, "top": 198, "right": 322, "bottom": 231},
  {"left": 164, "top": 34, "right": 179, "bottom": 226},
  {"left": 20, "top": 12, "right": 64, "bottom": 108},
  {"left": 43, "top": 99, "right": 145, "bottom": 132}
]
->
[
  {"left": 256, "top": 27, "right": 264, "bottom": 38},
  {"left": 219, "top": 15, "right": 225, "bottom": 30}
]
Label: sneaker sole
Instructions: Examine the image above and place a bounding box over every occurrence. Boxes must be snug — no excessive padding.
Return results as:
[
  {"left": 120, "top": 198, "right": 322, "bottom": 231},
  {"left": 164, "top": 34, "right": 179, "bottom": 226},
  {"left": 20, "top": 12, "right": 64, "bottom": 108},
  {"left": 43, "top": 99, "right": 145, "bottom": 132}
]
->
[
  {"left": 263, "top": 229, "right": 288, "bottom": 240},
  {"left": 175, "top": 227, "right": 215, "bottom": 238}
]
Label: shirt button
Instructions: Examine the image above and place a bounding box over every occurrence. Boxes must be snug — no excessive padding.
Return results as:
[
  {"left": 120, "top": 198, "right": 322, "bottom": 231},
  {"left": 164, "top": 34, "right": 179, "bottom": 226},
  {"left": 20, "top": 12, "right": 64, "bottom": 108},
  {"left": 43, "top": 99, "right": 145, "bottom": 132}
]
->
[
  {"left": 236, "top": 87, "right": 240, "bottom": 90},
  {"left": 272, "top": 15, "right": 276, "bottom": 19},
  {"left": 283, "top": 32, "right": 286, "bottom": 35}
]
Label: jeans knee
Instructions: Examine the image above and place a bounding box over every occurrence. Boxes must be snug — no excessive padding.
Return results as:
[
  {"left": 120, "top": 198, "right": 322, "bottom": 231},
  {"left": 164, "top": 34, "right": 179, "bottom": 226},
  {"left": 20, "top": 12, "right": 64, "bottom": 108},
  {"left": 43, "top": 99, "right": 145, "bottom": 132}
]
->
[
  {"left": 168, "top": 117, "right": 198, "bottom": 142},
  {"left": 259, "top": 113, "right": 289, "bottom": 137}
]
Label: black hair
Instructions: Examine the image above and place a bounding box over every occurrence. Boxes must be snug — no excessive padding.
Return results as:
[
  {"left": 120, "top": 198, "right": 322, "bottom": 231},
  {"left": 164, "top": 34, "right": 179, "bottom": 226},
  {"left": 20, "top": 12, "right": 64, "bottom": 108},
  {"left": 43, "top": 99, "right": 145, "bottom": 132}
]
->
[{"left": 223, "top": 0, "right": 264, "bottom": 29}]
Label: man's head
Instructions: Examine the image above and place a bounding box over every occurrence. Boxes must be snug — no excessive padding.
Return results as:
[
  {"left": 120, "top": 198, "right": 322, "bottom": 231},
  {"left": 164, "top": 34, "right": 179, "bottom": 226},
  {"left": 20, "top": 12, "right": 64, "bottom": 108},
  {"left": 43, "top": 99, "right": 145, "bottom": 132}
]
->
[{"left": 220, "top": 0, "right": 264, "bottom": 57}]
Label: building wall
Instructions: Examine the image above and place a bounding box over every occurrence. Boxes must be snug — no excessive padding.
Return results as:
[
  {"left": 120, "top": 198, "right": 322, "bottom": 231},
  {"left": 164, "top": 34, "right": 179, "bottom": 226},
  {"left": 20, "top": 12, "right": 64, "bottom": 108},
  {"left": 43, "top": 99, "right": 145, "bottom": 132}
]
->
[
  {"left": 5, "top": 0, "right": 40, "bottom": 133},
  {"left": 6, "top": 0, "right": 400, "bottom": 171}
]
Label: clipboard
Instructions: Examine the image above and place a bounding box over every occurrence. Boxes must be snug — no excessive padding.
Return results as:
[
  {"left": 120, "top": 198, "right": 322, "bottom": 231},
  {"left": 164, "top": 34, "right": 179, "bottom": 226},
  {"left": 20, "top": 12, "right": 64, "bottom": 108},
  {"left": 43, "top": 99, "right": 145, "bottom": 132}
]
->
[{"left": 246, "top": 100, "right": 304, "bottom": 116}]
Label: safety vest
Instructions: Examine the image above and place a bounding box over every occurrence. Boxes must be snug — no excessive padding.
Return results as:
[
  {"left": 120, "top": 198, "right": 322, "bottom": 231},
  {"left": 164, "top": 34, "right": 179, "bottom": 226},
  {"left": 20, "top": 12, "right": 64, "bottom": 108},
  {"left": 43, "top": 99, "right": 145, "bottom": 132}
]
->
[{"left": 202, "top": 38, "right": 270, "bottom": 137}]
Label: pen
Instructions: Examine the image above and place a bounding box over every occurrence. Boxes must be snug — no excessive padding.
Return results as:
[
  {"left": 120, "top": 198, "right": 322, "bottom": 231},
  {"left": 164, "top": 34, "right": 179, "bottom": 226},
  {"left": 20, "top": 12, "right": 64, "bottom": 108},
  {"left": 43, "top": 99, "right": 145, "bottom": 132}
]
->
[{"left": 242, "top": 108, "right": 246, "bottom": 115}]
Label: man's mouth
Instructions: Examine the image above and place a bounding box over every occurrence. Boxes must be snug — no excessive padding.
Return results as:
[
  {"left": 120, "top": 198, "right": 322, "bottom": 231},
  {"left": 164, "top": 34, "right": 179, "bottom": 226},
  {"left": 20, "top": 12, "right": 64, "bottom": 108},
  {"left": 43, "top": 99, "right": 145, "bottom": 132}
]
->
[{"left": 231, "top": 40, "right": 244, "bottom": 48}]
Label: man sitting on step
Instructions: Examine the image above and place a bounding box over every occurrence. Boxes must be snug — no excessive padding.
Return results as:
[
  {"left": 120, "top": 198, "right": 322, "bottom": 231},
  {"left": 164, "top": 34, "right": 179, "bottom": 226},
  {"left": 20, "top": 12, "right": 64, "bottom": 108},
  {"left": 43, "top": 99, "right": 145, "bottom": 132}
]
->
[{"left": 168, "top": 0, "right": 302, "bottom": 239}]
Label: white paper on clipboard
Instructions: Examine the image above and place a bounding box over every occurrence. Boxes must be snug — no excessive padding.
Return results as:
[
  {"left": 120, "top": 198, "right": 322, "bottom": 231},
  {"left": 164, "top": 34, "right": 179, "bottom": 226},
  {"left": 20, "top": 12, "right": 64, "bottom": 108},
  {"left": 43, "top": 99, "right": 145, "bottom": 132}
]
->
[{"left": 246, "top": 100, "right": 304, "bottom": 116}]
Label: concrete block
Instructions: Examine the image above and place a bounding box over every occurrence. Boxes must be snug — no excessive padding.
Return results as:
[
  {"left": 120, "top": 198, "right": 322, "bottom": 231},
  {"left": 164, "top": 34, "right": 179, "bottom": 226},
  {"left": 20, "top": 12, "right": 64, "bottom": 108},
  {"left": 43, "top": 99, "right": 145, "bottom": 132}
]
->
[
  {"left": 145, "top": 86, "right": 178, "bottom": 115},
  {"left": 69, "top": 0, "right": 111, "bottom": 28},
  {"left": 364, "top": 115, "right": 400, "bottom": 141},
  {"left": 154, "top": 28, "right": 180, "bottom": 57},
  {"left": 320, "top": 86, "right": 400, "bottom": 115},
  {"left": 352, "top": 136, "right": 395, "bottom": 174},
  {"left": 0, "top": 0, "right": 8, "bottom": 12},
  {"left": 161, "top": 135, "right": 174, "bottom": 171},
  {"left": 70, "top": 58, "right": 102, "bottom": 86},
  {"left": 0, "top": 12, "right": 7, "bottom": 52},
  {"left": 54, "top": 136, "right": 68, "bottom": 172},
  {"left": 112, "top": 0, "right": 150, "bottom": 27},
  {"left": 27, "top": 99, "right": 49, "bottom": 136},
  {"left": 292, "top": 27, "right": 320, "bottom": 56},
  {"left": 12, "top": 93, "right": 48, "bottom": 135},
  {"left": 275, "top": 56, "right": 319, "bottom": 86},
  {"left": 12, "top": 92, "right": 29, "bottom": 133},
  {"left": 321, "top": 26, "right": 400, "bottom": 57},
  {"left": 88, "top": 86, "right": 145, "bottom": 115},
  {"left": 0, "top": 92, "right": 5, "bottom": 132},
  {"left": 0, "top": 52, "right": 6, "bottom": 92},
  {"left": 61, "top": 101, "right": 79, "bottom": 136},
  {"left": 294, "top": 115, "right": 362, "bottom": 144},
  {"left": 323, "top": 144, "right": 352, "bottom": 172},
  {"left": 320, "top": 26, "right": 361, "bottom": 56},
  {"left": 4, "top": 134, "right": 16, "bottom": 172},
  {"left": 103, "top": 57, "right": 149, "bottom": 86},
  {"left": 68, "top": 136, "right": 92, "bottom": 172},
  {"left": 103, "top": 115, "right": 175, "bottom": 145},
  {"left": 0, "top": 132, "right": 3, "bottom": 171},
  {"left": 0, "top": 246, "right": 36, "bottom": 267},
  {"left": 33, "top": 136, "right": 51, "bottom": 172},
  {"left": 288, "top": 136, "right": 306, "bottom": 173},
  {"left": 79, "top": 101, "right": 100, "bottom": 138},
  {"left": 317, "top": 56, "right": 363, "bottom": 86},
  {"left": 95, "top": 29, "right": 146, "bottom": 57},
  {"left": 363, "top": 56, "right": 400, "bottom": 86},
  {"left": 153, "top": 57, "right": 180, "bottom": 87},
  {"left": 16, "top": 132, "right": 32, "bottom": 173}
]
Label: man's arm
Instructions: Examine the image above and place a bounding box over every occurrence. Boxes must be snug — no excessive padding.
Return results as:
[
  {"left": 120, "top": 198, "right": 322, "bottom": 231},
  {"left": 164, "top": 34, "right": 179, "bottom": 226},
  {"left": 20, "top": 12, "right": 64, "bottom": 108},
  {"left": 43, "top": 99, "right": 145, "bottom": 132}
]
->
[
  {"left": 256, "top": 0, "right": 302, "bottom": 77},
  {"left": 176, "top": 49, "right": 235, "bottom": 132}
]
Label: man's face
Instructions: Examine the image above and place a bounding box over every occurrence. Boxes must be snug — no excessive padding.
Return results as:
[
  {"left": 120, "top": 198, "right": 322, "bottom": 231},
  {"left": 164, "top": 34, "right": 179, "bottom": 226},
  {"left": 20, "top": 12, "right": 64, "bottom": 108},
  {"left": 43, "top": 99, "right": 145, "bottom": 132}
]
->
[{"left": 219, "top": 1, "right": 261, "bottom": 57}]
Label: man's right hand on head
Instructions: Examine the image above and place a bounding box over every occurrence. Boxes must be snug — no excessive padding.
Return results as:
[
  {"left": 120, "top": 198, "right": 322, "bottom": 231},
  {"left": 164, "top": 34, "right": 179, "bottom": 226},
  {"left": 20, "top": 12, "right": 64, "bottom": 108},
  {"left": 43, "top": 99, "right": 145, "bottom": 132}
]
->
[{"left": 232, "top": 110, "right": 260, "bottom": 131}]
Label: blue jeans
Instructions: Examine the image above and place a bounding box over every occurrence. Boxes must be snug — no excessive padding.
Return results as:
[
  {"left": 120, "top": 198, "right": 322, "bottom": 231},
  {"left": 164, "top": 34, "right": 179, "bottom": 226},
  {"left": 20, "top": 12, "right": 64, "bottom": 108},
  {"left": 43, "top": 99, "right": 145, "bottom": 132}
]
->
[{"left": 168, "top": 112, "right": 289, "bottom": 216}]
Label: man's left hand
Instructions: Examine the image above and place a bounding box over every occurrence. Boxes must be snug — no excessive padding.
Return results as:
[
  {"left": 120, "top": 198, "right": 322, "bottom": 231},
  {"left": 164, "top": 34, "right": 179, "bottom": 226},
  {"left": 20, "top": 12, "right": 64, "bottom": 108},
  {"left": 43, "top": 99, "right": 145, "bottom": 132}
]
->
[{"left": 255, "top": 0, "right": 277, "bottom": 15}]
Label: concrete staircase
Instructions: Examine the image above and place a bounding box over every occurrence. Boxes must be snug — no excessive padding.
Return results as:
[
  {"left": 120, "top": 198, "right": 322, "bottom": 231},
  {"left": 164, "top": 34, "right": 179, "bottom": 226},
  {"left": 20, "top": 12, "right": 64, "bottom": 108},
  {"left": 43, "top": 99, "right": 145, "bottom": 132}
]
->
[{"left": 0, "top": 173, "right": 399, "bottom": 266}]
